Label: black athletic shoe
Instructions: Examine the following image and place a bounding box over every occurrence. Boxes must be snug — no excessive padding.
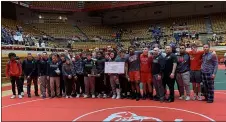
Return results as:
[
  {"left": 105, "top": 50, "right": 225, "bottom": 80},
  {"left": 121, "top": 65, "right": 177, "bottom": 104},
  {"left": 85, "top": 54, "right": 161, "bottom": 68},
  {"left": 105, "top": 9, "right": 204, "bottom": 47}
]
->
[
  {"left": 166, "top": 98, "right": 174, "bottom": 103},
  {"left": 28, "top": 94, "right": 31, "bottom": 98},
  {"left": 42, "top": 95, "right": 46, "bottom": 99},
  {"left": 153, "top": 95, "right": 159, "bottom": 101},
  {"left": 35, "top": 94, "right": 40, "bottom": 97},
  {"left": 207, "top": 100, "right": 213, "bottom": 103},
  {"left": 160, "top": 97, "right": 164, "bottom": 103}
]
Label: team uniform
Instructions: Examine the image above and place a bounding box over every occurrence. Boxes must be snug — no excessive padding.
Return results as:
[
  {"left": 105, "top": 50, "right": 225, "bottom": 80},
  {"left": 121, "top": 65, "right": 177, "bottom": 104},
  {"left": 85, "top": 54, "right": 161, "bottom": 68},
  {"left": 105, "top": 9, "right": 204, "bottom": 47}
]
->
[
  {"left": 140, "top": 54, "right": 152, "bottom": 83},
  {"left": 128, "top": 53, "right": 141, "bottom": 82}
]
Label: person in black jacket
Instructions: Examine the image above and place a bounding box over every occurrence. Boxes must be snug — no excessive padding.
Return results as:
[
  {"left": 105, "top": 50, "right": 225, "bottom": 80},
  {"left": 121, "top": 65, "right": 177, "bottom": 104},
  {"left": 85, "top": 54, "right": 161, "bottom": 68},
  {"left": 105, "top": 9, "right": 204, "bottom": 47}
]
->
[
  {"left": 38, "top": 52, "right": 50, "bottom": 98},
  {"left": 152, "top": 47, "right": 165, "bottom": 102},
  {"left": 47, "top": 53, "right": 61, "bottom": 98},
  {"left": 59, "top": 53, "right": 66, "bottom": 97},
  {"left": 95, "top": 51, "right": 107, "bottom": 98},
  {"left": 22, "top": 53, "right": 39, "bottom": 98}
]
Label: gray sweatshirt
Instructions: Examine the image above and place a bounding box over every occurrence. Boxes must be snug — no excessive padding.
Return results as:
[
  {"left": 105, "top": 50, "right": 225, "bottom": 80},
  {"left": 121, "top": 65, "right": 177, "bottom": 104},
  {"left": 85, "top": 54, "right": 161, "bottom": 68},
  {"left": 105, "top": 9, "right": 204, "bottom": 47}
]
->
[{"left": 201, "top": 52, "right": 218, "bottom": 75}]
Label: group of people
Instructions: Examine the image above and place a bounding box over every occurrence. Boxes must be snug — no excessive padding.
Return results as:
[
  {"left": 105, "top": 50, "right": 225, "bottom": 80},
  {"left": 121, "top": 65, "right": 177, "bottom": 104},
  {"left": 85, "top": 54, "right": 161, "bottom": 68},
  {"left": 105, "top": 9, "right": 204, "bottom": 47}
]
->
[{"left": 6, "top": 43, "right": 218, "bottom": 103}]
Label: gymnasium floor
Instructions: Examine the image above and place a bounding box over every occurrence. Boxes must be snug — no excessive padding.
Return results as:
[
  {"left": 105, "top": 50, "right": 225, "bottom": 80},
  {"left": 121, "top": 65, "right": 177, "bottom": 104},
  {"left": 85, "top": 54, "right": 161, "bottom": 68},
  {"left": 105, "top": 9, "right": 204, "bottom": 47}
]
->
[{"left": 2, "top": 65, "right": 226, "bottom": 121}]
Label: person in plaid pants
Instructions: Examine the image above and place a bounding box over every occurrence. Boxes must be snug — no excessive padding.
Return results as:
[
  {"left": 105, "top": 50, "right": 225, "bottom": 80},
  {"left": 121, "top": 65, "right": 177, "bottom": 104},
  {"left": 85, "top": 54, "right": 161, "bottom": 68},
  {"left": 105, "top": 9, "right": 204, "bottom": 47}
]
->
[{"left": 201, "top": 44, "right": 218, "bottom": 103}]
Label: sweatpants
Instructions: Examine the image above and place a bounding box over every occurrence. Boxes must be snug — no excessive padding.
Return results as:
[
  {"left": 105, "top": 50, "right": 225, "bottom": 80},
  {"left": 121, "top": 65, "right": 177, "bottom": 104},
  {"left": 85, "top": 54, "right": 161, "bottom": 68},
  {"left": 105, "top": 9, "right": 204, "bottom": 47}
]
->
[
  {"left": 10, "top": 76, "right": 22, "bottom": 95},
  {"left": 110, "top": 75, "right": 120, "bottom": 95},
  {"left": 95, "top": 73, "right": 106, "bottom": 94},
  {"left": 201, "top": 72, "right": 214, "bottom": 101},
  {"left": 84, "top": 76, "right": 95, "bottom": 95},
  {"left": 76, "top": 74, "right": 85, "bottom": 94},
  {"left": 152, "top": 74, "right": 164, "bottom": 99},
  {"left": 176, "top": 71, "right": 190, "bottom": 96},
  {"left": 64, "top": 76, "right": 73, "bottom": 96},
  {"left": 27, "top": 76, "right": 38, "bottom": 95},
  {"left": 163, "top": 73, "right": 175, "bottom": 99},
  {"left": 50, "top": 77, "right": 60, "bottom": 97},
  {"left": 39, "top": 76, "right": 48, "bottom": 96}
]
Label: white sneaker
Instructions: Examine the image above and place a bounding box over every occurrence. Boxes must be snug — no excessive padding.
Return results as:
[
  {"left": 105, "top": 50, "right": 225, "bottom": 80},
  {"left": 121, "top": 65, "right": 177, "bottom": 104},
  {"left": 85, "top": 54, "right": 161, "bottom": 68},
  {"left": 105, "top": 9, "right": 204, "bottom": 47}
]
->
[
  {"left": 21, "top": 92, "right": 24, "bottom": 96},
  {"left": 97, "top": 94, "right": 102, "bottom": 98},
  {"left": 185, "top": 96, "right": 190, "bottom": 101},
  {"left": 10, "top": 95, "right": 16, "bottom": 99},
  {"left": 192, "top": 95, "right": 197, "bottom": 100},
  {"left": 83, "top": 95, "right": 88, "bottom": 98},
  {"left": 92, "top": 95, "right": 95, "bottom": 98},
  {"left": 69, "top": 96, "right": 73, "bottom": 98},
  {"left": 197, "top": 95, "right": 202, "bottom": 101},
  {"left": 103, "top": 94, "right": 107, "bottom": 99},
  {"left": 112, "top": 95, "right": 116, "bottom": 99},
  {"left": 76, "top": 94, "right": 80, "bottom": 98},
  {"left": 18, "top": 95, "right": 22, "bottom": 99},
  {"left": 66, "top": 96, "right": 69, "bottom": 99},
  {"left": 116, "top": 94, "right": 121, "bottom": 99},
  {"left": 179, "top": 95, "right": 184, "bottom": 100}
]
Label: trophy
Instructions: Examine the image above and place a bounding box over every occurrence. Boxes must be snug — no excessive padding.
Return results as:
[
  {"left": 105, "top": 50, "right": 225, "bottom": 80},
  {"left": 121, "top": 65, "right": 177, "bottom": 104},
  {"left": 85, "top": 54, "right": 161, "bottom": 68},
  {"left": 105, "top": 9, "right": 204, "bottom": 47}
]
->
[
  {"left": 55, "top": 68, "right": 61, "bottom": 75},
  {"left": 89, "top": 60, "right": 100, "bottom": 77}
]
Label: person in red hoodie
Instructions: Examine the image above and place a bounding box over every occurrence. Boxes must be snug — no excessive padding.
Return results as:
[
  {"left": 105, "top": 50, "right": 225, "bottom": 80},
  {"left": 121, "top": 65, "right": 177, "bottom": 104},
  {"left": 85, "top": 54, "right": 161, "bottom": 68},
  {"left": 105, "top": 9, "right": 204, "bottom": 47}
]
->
[
  {"left": 5, "top": 52, "right": 22, "bottom": 99},
  {"left": 140, "top": 47, "right": 153, "bottom": 100}
]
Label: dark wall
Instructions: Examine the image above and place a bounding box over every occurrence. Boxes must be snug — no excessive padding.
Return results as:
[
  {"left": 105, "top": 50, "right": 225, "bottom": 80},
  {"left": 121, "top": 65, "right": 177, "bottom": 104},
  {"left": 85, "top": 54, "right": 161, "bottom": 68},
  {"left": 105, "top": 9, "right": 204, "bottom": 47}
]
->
[{"left": 1, "top": 1, "right": 17, "bottom": 20}]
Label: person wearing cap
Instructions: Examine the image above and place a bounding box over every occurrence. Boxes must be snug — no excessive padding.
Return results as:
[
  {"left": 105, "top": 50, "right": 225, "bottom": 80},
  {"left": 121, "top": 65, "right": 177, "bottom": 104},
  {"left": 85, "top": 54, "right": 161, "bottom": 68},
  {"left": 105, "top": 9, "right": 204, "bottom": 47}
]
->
[
  {"left": 6, "top": 52, "right": 23, "bottom": 99},
  {"left": 62, "top": 57, "right": 77, "bottom": 98},
  {"left": 22, "top": 53, "right": 39, "bottom": 98},
  {"left": 47, "top": 53, "right": 61, "bottom": 98}
]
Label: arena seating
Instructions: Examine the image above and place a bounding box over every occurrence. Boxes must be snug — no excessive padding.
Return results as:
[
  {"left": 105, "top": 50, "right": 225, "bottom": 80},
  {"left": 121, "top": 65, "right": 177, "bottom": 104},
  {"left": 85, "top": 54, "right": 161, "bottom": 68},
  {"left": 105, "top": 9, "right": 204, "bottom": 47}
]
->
[
  {"left": 31, "top": 1, "right": 78, "bottom": 9},
  {"left": 2, "top": 18, "right": 41, "bottom": 36},
  {"left": 79, "top": 25, "right": 114, "bottom": 40},
  {"left": 33, "top": 23, "right": 83, "bottom": 39},
  {"left": 211, "top": 14, "right": 226, "bottom": 33},
  {"left": 72, "top": 42, "right": 116, "bottom": 50}
]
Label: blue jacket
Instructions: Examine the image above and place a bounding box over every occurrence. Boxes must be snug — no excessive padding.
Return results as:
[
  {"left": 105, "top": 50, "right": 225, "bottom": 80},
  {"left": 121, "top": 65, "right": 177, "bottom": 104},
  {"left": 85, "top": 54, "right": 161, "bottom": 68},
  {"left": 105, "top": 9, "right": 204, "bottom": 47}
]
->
[{"left": 73, "top": 59, "right": 84, "bottom": 75}]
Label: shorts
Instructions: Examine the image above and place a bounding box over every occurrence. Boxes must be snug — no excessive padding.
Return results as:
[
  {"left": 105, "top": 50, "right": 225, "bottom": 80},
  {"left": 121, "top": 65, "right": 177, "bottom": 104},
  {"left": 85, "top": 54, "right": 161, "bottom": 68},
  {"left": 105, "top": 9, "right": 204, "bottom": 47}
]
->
[
  {"left": 190, "top": 70, "right": 201, "bottom": 83},
  {"left": 129, "top": 71, "right": 140, "bottom": 82},
  {"left": 140, "top": 73, "right": 152, "bottom": 83}
]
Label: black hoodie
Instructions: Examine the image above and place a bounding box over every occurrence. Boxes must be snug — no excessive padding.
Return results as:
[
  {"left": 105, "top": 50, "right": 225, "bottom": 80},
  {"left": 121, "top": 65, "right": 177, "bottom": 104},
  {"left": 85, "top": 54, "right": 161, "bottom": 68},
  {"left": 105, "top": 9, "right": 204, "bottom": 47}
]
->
[{"left": 96, "top": 57, "right": 105, "bottom": 74}]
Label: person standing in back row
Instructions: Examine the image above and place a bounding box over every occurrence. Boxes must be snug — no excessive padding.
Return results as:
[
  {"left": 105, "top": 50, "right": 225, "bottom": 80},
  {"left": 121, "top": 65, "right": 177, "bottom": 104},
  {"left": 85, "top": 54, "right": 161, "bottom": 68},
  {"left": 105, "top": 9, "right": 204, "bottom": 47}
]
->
[
  {"left": 201, "top": 43, "right": 218, "bottom": 103},
  {"left": 22, "top": 53, "right": 39, "bottom": 98},
  {"left": 163, "top": 45, "right": 177, "bottom": 102}
]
